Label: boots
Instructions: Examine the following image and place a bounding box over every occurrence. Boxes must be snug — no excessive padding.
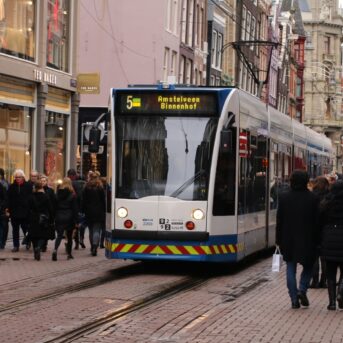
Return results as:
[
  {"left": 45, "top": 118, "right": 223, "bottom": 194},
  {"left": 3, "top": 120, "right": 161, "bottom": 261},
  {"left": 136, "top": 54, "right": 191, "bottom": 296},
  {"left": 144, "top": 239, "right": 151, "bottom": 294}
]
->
[
  {"left": 79, "top": 237, "right": 86, "bottom": 249},
  {"left": 337, "top": 278, "right": 343, "bottom": 309},
  {"left": 91, "top": 245, "right": 97, "bottom": 256},
  {"left": 327, "top": 280, "right": 337, "bottom": 310},
  {"left": 34, "top": 247, "right": 41, "bottom": 261}
]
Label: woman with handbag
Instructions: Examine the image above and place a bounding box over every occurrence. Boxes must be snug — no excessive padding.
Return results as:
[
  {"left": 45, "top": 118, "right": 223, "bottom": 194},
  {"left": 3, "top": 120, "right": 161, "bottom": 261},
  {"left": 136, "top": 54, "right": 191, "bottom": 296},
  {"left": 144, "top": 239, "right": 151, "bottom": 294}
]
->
[
  {"left": 28, "top": 180, "right": 52, "bottom": 261},
  {"left": 52, "top": 177, "right": 78, "bottom": 261}
]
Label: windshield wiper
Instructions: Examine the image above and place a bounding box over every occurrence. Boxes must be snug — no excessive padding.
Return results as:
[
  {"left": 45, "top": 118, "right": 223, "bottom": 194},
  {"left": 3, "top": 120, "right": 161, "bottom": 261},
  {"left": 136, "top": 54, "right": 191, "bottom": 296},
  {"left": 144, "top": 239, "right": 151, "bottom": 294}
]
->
[{"left": 170, "top": 169, "right": 206, "bottom": 198}]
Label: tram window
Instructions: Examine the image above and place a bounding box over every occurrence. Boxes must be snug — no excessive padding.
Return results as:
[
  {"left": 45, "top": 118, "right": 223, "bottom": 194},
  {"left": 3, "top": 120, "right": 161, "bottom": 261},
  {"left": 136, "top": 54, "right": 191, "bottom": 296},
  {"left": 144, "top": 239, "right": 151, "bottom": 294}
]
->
[
  {"left": 238, "top": 132, "right": 268, "bottom": 214},
  {"left": 213, "top": 128, "right": 236, "bottom": 216}
]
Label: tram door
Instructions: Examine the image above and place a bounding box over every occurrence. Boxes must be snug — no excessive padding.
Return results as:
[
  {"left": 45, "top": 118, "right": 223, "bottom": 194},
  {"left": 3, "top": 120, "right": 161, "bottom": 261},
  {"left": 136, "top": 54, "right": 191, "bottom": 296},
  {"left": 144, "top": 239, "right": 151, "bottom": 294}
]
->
[{"left": 238, "top": 130, "right": 268, "bottom": 255}]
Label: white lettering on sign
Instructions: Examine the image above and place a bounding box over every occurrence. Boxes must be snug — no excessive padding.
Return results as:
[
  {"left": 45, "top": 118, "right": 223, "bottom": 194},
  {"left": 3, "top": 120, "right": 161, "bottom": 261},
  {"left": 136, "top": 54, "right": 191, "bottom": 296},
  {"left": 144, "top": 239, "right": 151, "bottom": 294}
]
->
[{"left": 33, "top": 69, "right": 57, "bottom": 85}]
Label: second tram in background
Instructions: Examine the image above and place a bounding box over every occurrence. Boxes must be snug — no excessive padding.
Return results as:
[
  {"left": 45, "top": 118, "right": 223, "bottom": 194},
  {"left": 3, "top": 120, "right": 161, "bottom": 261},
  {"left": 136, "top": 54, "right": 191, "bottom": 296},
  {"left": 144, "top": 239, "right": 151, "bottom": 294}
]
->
[{"left": 101, "top": 85, "right": 333, "bottom": 263}]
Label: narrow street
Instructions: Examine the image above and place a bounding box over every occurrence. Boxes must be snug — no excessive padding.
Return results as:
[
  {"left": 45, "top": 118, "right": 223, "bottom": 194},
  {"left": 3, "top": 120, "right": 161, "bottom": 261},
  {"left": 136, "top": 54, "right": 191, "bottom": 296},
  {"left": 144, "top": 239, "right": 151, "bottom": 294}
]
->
[{"left": 1, "top": 241, "right": 343, "bottom": 343}]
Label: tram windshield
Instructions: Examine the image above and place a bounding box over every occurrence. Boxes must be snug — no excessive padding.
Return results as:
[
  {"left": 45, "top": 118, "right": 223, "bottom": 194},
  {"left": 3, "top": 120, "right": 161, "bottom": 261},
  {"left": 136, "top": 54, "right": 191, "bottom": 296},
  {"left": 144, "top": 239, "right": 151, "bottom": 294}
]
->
[{"left": 115, "top": 116, "right": 218, "bottom": 200}]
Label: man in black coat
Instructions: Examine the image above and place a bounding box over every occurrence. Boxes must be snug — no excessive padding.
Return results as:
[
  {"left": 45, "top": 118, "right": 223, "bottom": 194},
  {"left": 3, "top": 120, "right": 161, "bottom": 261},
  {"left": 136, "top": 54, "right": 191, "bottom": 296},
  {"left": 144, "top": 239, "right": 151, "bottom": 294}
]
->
[
  {"left": 276, "top": 170, "right": 320, "bottom": 309},
  {"left": 8, "top": 169, "right": 32, "bottom": 252}
]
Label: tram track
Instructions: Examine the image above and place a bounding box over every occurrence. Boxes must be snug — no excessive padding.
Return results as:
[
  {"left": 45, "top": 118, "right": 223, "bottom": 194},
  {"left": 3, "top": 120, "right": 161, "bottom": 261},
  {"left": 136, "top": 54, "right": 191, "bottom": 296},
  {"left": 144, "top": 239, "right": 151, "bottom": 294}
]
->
[
  {"left": 0, "top": 262, "right": 143, "bottom": 314},
  {"left": 41, "top": 275, "right": 208, "bottom": 343},
  {"left": 0, "top": 259, "right": 106, "bottom": 289}
]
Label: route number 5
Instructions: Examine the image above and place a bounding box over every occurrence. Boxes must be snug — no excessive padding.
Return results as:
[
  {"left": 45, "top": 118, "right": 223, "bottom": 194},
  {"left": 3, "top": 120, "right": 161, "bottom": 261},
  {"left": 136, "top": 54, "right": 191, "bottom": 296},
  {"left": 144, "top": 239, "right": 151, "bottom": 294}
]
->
[{"left": 126, "top": 95, "right": 133, "bottom": 110}]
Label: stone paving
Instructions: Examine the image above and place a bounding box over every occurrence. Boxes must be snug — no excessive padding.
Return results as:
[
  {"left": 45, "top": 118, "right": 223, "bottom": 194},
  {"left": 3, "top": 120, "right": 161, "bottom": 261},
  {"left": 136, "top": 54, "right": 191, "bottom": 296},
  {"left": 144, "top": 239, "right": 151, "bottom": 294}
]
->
[{"left": 1, "top": 239, "right": 343, "bottom": 343}]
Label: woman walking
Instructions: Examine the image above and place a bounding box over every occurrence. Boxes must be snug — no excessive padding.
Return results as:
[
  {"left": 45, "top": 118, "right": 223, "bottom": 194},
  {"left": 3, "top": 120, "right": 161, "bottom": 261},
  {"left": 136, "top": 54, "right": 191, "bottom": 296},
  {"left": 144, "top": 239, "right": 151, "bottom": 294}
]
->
[
  {"left": 319, "top": 181, "right": 343, "bottom": 310},
  {"left": 82, "top": 172, "right": 105, "bottom": 256},
  {"left": 52, "top": 177, "right": 78, "bottom": 261},
  {"left": 28, "top": 180, "right": 52, "bottom": 260}
]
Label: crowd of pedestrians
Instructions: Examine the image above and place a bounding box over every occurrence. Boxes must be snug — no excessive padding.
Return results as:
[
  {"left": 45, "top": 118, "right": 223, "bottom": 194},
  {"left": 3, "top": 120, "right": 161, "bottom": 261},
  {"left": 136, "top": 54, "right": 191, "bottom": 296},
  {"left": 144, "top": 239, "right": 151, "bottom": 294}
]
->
[
  {"left": 276, "top": 170, "right": 343, "bottom": 311},
  {"left": 0, "top": 168, "right": 106, "bottom": 261}
]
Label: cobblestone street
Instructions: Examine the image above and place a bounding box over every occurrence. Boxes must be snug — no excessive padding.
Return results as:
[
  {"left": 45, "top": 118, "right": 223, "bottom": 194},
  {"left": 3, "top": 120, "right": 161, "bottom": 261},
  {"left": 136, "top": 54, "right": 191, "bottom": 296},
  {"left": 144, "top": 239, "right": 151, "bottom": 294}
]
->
[{"left": 1, "top": 240, "right": 343, "bottom": 343}]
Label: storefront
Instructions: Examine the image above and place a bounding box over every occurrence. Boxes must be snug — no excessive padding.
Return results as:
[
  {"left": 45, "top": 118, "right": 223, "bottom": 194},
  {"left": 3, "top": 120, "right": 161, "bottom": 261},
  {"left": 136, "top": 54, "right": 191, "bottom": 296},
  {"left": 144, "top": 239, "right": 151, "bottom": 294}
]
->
[
  {"left": 0, "top": 76, "right": 33, "bottom": 181},
  {"left": 0, "top": 0, "right": 79, "bottom": 185}
]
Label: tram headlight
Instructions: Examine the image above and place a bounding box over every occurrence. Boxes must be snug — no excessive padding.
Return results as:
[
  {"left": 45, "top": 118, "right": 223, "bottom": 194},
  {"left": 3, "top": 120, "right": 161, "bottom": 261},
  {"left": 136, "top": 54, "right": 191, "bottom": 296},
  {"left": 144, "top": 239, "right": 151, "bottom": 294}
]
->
[
  {"left": 117, "top": 207, "right": 128, "bottom": 218},
  {"left": 192, "top": 209, "right": 204, "bottom": 220}
]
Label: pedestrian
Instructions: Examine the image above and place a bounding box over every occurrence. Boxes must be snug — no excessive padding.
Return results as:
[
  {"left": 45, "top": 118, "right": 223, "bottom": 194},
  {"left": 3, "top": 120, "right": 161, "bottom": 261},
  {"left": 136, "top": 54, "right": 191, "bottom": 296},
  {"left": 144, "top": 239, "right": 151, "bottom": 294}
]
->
[
  {"left": 67, "top": 168, "right": 86, "bottom": 249},
  {"left": 309, "top": 176, "right": 330, "bottom": 288},
  {"left": 319, "top": 181, "right": 343, "bottom": 310},
  {"left": 52, "top": 177, "right": 78, "bottom": 261},
  {"left": 7, "top": 169, "right": 32, "bottom": 252},
  {"left": 40, "top": 174, "right": 56, "bottom": 252},
  {"left": 0, "top": 168, "right": 9, "bottom": 248},
  {"left": 82, "top": 172, "right": 105, "bottom": 256},
  {"left": 276, "top": 169, "right": 320, "bottom": 309},
  {"left": 28, "top": 180, "right": 53, "bottom": 261},
  {"left": 0, "top": 182, "right": 8, "bottom": 249},
  {"left": 27, "top": 170, "right": 39, "bottom": 190}
]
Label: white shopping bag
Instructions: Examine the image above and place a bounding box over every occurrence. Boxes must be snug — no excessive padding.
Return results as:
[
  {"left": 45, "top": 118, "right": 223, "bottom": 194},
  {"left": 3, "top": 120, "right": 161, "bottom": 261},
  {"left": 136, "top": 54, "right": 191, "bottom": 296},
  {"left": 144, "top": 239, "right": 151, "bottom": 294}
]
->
[{"left": 272, "top": 246, "right": 283, "bottom": 272}]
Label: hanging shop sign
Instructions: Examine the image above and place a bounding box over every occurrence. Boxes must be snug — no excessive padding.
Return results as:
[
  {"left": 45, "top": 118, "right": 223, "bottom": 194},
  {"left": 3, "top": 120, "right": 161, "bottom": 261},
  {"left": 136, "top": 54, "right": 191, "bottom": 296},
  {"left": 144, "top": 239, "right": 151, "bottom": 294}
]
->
[{"left": 76, "top": 73, "right": 100, "bottom": 94}]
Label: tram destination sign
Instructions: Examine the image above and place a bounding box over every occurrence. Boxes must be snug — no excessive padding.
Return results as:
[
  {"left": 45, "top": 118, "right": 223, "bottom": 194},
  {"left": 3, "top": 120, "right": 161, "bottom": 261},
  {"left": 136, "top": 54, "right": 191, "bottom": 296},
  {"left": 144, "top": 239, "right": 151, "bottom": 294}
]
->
[{"left": 115, "top": 91, "right": 218, "bottom": 116}]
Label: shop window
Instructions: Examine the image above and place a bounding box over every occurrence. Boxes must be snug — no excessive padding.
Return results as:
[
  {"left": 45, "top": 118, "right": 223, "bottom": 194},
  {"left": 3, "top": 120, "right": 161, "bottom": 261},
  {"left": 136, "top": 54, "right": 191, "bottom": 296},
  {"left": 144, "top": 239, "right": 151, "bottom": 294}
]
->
[
  {"left": 44, "top": 111, "right": 66, "bottom": 186},
  {"left": 0, "top": 104, "right": 32, "bottom": 181},
  {"left": 0, "top": 0, "right": 36, "bottom": 61},
  {"left": 47, "top": 0, "right": 70, "bottom": 72}
]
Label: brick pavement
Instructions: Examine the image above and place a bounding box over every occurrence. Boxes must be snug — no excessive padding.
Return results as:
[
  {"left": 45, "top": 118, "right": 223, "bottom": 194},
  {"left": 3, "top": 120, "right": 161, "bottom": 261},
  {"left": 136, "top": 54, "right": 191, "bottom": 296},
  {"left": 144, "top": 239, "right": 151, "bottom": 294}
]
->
[
  {"left": 77, "top": 259, "right": 343, "bottom": 343},
  {"left": 2, "top": 242, "right": 343, "bottom": 343}
]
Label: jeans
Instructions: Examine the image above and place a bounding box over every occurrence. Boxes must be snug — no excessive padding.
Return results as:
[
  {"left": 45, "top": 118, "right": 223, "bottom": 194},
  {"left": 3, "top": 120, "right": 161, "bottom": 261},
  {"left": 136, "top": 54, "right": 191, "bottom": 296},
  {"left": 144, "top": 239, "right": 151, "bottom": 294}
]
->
[
  {"left": 54, "top": 225, "right": 73, "bottom": 255},
  {"left": 286, "top": 261, "right": 313, "bottom": 302},
  {"left": 11, "top": 218, "right": 29, "bottom": 248},
  {"left": 89, "top": 222, "right": 102, "bottom": 248}
]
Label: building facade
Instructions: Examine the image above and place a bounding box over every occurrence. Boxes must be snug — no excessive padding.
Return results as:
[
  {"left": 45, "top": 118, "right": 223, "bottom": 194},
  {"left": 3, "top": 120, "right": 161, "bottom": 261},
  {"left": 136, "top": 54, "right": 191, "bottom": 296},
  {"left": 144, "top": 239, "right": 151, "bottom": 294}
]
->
[
  {"left": 0, "top": 0, "right": 79, "bottom": 184},
  {"left": 300, "top": 0, "right": 343, "bottom": 171}
]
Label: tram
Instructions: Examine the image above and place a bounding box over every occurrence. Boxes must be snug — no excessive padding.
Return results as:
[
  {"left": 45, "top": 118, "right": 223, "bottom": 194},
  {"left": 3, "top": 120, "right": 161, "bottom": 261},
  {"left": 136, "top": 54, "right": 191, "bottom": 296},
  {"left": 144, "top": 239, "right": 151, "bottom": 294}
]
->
[{"left": 101, "top": 85, "right": 333, "bottom": 263}]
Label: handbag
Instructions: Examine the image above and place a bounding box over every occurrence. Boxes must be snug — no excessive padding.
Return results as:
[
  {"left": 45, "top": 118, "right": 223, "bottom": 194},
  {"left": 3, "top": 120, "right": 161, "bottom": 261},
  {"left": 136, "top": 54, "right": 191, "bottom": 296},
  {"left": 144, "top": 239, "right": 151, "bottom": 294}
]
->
[
  {"left": 272, "top": 246, "right": 283, "bottom": 272},
  {"left": 39, "top": 214, "right": 49, "bottom": 227}
]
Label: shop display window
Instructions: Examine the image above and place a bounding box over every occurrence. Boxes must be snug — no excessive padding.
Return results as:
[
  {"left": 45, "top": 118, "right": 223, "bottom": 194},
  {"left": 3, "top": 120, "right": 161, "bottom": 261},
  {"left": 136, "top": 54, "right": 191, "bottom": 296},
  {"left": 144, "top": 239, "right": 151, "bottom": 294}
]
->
[
  {"left": 44, "top": 111, "right": 66, "bottom": 187},
  {"left": 0, "top": 104, "right": 32, "bottom": 181},
  {"left": 0, "top": 0, "right": 36, "bottom": 61},
  {"left": 47, "top": 0, "right": 70, "bottom": 72}
]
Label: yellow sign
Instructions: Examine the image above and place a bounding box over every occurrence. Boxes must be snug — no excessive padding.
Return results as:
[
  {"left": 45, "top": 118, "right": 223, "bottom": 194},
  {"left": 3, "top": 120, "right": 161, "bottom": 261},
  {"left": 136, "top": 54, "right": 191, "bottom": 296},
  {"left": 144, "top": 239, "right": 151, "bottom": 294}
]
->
[{"left": 77, "top": 73, "right": 100, "bottom": 94}]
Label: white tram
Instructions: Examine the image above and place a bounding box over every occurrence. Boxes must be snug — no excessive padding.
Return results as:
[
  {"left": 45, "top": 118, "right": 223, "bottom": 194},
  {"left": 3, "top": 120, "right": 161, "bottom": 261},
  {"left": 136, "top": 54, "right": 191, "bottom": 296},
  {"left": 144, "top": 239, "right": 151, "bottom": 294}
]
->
[{"left": 102, "top": 85, "right": 333, "bottom": 262}]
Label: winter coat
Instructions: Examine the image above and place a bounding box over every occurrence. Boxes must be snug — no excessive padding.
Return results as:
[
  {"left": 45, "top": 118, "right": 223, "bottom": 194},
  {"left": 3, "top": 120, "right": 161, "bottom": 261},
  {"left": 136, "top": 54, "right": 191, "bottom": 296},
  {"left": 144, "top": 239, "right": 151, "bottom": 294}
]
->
[
  {"left": 319, "top": 183, "right": 343, "bottom": 262},
  {"left": 276, "top": 188, "right": 320, "bottom": 265},
  {"left": 8, "top": 181, "right": 32, "bottom": 220},
  {"left": 72, "top": 179, "right": 86, "bottom": 210},
  {"left": 55, "top": 188, "right": 78, "bottom": 230},
  {"left": 0, "top": 183, "right": 8, "bottom": 217},
  {"left": 44, "top": 186, "right": 56, "bottom": 217},
  {"left": 82, "top": 185, "right": 106, "bottom": 224},
  {"left": 28, "top": 192, "right": 52, "bottom": 239}
]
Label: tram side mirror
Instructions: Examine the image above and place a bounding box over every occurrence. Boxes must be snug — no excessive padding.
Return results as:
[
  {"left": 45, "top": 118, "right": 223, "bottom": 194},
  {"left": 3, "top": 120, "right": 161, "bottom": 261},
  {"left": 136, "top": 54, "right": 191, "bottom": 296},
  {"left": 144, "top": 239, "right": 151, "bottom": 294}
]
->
[
  {"left": 220, "top": 129, "right": 233, "bottom": 154},
  {"left": 88, "top": 127, "right": 101, "bottom": 153}
]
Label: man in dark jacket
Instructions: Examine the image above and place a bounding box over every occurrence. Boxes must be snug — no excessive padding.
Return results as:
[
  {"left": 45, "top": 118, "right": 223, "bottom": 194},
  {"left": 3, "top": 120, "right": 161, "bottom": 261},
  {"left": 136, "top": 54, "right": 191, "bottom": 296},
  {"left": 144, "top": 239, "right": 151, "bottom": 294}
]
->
[
  {"left": 276, "top": 170, "right": 320, "bottom": 309},
  {"left": 8, "top": 169, "right": 32, "bottom": 252}
]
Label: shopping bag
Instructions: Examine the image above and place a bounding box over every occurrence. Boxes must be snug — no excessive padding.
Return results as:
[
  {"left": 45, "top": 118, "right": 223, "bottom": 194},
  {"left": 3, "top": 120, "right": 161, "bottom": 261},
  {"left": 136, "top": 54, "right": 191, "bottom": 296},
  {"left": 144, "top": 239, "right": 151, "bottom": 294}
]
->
[{"left": 272, "top": 246, "right": 283, "bottom": 272}]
